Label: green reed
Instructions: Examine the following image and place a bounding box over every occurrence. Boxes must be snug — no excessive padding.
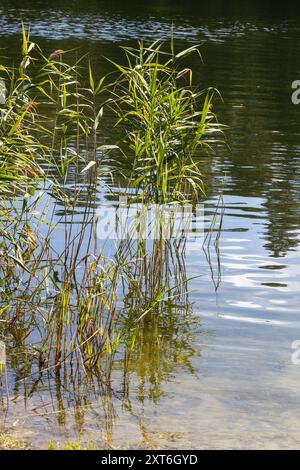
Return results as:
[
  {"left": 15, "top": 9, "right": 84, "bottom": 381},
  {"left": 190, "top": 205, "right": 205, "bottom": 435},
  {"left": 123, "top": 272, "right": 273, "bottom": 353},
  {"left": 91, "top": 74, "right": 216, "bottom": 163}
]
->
[
  {"left": 0, "top": 29, "right": 223, "bottom": 397},
  {"left": 108, "top": 39, "right": 224, "bottom": 204}
]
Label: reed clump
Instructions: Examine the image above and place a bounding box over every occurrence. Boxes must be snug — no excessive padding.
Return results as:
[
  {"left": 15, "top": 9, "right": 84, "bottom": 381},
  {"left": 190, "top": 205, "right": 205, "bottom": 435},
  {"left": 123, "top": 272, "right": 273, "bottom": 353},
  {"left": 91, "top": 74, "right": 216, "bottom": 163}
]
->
[
  {"left": 0, "top": 28, "right": 223, "bottom": 394},
  {"left": 109, "top": 40, "right": 223, "bottom": 203}
]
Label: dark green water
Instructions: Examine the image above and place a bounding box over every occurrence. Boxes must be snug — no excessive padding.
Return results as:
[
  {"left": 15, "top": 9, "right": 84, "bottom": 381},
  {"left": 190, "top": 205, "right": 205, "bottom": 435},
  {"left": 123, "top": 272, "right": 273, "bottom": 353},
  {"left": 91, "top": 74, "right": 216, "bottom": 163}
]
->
[{"left": 1, "top": 0, "right": 300, "bottom": 449}]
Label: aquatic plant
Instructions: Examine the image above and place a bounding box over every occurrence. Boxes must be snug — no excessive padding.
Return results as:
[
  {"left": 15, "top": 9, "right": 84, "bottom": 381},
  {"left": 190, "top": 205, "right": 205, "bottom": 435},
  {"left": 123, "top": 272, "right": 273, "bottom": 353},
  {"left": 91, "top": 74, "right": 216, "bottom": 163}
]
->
[
  {"left": 109, "top": 40, "right": 223, "bottom": 204},
  {"left": 0, "top": 29, "right": 222, "bottom": 414}
]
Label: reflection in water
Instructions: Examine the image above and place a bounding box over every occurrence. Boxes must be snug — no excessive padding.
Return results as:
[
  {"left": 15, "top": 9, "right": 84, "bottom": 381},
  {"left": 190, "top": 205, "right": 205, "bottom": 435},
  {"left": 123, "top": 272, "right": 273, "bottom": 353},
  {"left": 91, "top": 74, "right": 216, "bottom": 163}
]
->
[
  {"left": 0, "top": 233, "right": 202, "bottom": 448},
  {"left": 1, "top": 1, "right": 300, "bottom": 44}
]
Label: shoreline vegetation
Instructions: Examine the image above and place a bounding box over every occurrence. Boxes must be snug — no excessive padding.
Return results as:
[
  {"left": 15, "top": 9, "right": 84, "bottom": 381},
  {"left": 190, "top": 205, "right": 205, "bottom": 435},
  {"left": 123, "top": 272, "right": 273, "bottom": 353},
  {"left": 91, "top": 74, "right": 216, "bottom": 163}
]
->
[{"left": 0, "top": 26, "right": 224, "bottom": 449}]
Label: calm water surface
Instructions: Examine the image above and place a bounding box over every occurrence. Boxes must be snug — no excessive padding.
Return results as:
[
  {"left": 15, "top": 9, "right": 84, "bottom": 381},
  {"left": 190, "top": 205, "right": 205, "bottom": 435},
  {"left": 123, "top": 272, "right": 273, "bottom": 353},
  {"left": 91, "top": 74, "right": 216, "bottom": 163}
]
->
[{"left": 1, "top": 0, "right": 300, "bottom": 449}]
